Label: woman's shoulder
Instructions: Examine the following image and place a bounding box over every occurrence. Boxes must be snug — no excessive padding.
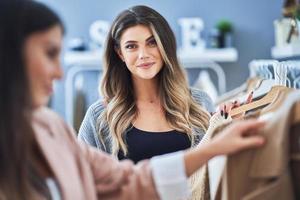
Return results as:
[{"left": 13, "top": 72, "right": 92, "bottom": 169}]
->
[
  {"left": 33, "top": 106, "right": 63, "bottom": 124},
  {"left": 85, "top": 100, "right": 106, "bottom": 121},
  {"left": 32, "top": 107, "right": 74, "bottom": 136},
  {"left": 77, "top": 100, "right": 110, "bottom": 149},
  {"left": 190, "top": 87, "right": 211, "bottom": 101}
]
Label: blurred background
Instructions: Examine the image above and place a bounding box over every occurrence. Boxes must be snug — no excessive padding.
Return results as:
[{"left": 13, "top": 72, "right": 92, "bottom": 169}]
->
[{"left": 38, "top": 0, "right": 300, "bottom": 130}]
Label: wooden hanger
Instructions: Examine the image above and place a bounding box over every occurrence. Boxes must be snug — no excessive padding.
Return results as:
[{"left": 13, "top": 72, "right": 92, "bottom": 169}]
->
[
  {"left": 230, "top": 78, "right": 274, "bottom": 104},
  {"left": 216, "top": 77, "right": 262, "bottom": 105},
  {"left": 246, "top": 77, "right": 263, "bottom": 93},
  {"left": 260, "top": 88, "right": 295, "bottom": 115},
  {"left": 251, "top": 79, "right": 276, "bottom": 100},
  {"left": 230, "top": 86, "right": 290, "bottom": 117}
]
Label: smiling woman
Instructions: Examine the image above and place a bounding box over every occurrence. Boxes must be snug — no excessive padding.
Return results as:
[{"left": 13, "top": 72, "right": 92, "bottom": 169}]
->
[
  {"left": 78, "top": 5, "right": 214, "bottom": 162},
  {"left": 0, "top": 1, "right": 266, "bottom": 200},
  {"left": 116, "top": 25, "right": 164, "bottom": 80}
]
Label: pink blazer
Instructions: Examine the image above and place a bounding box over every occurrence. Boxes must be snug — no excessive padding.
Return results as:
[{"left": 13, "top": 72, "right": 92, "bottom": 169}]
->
[{"left": 32, "top": 107, "right": 159, "bottom": 200}]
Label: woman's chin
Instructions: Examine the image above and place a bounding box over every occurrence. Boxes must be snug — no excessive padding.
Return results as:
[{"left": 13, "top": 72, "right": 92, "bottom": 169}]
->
[
  {"left": 32, "top": 97, "right": 50, "bottom": 108},
  {"left": 137, "top": 72, "right": 157, "bottom": 80}
]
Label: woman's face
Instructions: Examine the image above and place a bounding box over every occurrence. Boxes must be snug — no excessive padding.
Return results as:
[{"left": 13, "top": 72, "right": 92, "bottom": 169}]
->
[
  {"left": 24, "top": 25, "right": 63, "bottom": 108},
  {"left": 117, "top": 24, "right": 163, "bottom": 81}
]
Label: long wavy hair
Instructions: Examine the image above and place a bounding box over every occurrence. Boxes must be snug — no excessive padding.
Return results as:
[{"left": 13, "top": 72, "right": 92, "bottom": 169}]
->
[
  {"left": 0, "top": 0, "right": 64, "bottom": 199},
  {"left": 98, "top": 5, "right": 210, "bottom": 155}
]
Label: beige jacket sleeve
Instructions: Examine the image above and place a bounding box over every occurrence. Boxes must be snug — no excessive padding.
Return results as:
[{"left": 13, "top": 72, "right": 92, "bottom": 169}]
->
[
  {"left": 33, "top": 107, "right": 189, "bottom": 200},
  {"left": 78, "top": 140, "right": 160, "bottom": 200}
]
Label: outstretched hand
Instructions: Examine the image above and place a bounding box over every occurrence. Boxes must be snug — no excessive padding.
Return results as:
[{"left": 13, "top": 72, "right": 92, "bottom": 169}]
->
[
  {"left": 219, "top": 91, "right": 254, "bottom": 119},
  {"left": 96, "top": 160, "right": 134, "bottom": 193},
  {"left": 210, "top": 119, "right": 266, "bottom": 156}
]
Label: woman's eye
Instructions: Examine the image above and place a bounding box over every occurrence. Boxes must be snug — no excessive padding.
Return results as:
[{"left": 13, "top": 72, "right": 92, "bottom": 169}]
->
[
  {"left": 148, "top": 39, "right": 157, "bottom": 47},
  {"left": 47, "top": 48, "right": 58, "bottom": 59},
  {"left": 125, "top": 44, "right": 137, "bottom": 49}
]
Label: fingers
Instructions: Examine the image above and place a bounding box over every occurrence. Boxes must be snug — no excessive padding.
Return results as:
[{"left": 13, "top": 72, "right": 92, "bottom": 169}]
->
[
  {"left": 219, "top": 100, "right": 241, "bottom": 119},
  {"left": 219, "top": 104, "right": 230, "bottom": 119},
  {"left": 240, "top": 135, "right": 265, "bottom": 149},
  {"left": 97, "top": 182, "right": 119, "bottom": 194},
  {"left": 212, "top": 119, "right": 266, "bottom": 156},
  {"left": 234, "top": 119, "right": 266, "bottom": 134},
  {"left": 218, "top": 91, "right": 254, "bottom": 119},
  {"left": 224, "top": 104, "right": 229, "bottom": 119},
  {"left": 219, "top": 105, "right": 224, "bottom": 117},
  {"left": 120, "top": 160, "right": 134, "bottom": 181},
  {"left": 234, "top": 120, "right": 266, "bottom": 150},
  {"left": 97, "top": 160, "right": 134, "bottom": 194},
  {"left": 246, "top": 91, "right": 254, "bottom": 104},
  {"left": 232, "top": 100, "right": 240, "bottom": 109}
]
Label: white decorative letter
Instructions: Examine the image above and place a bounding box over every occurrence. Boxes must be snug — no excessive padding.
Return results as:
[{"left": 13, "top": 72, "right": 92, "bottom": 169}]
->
[
  {"left": 178, "top": 18, "right": 205, "bottom": 53},
  {"left": 89, "top": 20, "right": 110, "bottom": 48}
]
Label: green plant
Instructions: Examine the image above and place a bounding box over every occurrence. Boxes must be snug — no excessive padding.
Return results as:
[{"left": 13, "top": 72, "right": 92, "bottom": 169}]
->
[
  {"left": 293, "top": 5, "right": 300, "bottom": 20},
  {"left": 216, "top": 20, "right": 233, "bottom": 33}
]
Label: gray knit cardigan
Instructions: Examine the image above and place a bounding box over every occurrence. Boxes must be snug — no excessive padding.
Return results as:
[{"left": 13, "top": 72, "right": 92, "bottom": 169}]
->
[{"left": 78, "top": 88, "right": 214, "bottom": 154}]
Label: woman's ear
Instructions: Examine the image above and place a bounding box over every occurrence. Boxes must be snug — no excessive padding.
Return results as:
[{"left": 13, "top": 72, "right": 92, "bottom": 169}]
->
[{"left": 115, "top": 47, "right": 125, "bottom": 62}]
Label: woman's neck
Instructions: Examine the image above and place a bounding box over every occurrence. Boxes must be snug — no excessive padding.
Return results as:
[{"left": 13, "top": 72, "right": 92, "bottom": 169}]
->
[{"left": 132, "top": 77, "right": 160, "bottom": 103}]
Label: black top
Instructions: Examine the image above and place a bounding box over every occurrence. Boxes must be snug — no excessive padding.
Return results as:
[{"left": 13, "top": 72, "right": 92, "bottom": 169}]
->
[{"left": 118, "top": 126, "right": 191, "bottom": 163}]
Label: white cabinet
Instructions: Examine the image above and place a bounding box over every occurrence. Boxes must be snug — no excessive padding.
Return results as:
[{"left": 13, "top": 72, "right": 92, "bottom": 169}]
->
[{"left": 271, "top": 44, "right": 300, "bottom": 59}]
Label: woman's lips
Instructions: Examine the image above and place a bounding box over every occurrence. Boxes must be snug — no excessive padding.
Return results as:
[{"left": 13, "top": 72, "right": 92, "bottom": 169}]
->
[
  {"left": 137, "top": 62, "right": 155, "bottom": 69},
  {"left": 45, "top": 85, "right": 53, "bottom": 95}
]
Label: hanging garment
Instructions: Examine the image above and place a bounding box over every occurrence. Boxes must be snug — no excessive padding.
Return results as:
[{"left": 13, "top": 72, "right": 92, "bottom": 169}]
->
[
  {"left": 191, "top": 91, "right": 300, "bottom": 200},
  {"left": 213, "top": 91, "right": 300, "bottom": 200},
  {"left": 189, "top": 113, "right": 232, "bottom": 200},
  {"left": 229, "top": 86, "right": 294, "bottom": 118},
  {"left": 216, "top": 77, "right": 262, "bottom": 105}
]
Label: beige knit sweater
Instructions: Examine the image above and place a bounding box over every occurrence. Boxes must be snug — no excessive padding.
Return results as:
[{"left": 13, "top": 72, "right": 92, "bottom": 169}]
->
[{"left": 189, "top": 113, "right": 232, "bottom": 200}]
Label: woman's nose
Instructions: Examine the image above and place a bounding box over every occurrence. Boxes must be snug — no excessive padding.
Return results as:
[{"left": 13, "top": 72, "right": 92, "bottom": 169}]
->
[
  {"left": 138, "top": 47, "right": 150, "bottom": 60},
  {"left": 53, "top": 61, "right": 63, "bottom": 80}
]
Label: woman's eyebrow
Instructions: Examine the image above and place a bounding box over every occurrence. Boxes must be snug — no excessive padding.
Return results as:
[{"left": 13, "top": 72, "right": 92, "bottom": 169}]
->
[
  {"left": 124, "top": 40, "right": 138, "bottom": 44},
  {"left": 146, "top": 35, "right": 154, "bottom": 42},
  {"left": 123, "top": 35, "right": 154, "bottom": 44}
]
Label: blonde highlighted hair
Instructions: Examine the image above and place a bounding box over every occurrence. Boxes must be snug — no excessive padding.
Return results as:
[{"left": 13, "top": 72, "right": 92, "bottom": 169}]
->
[{"left": 98, "top": 5, "right": 210, "bottom": 155}]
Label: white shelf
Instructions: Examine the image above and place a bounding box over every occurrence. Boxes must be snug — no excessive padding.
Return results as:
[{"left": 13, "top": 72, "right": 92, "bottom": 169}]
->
[
  {"left": 178, "top": 48, "right": 238, "bottom": 65},
  {"left": 64, "top": 48, "right": 238, "bottom": 67},
  {"left": 64, "top": 50, "right": 104, "bottom": 66},
  {"left": 64, "top": 48, "right": 237, "bottom": 95},
  {"left": 271, "top": 44, "right": 300, "bottom": 59}
]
